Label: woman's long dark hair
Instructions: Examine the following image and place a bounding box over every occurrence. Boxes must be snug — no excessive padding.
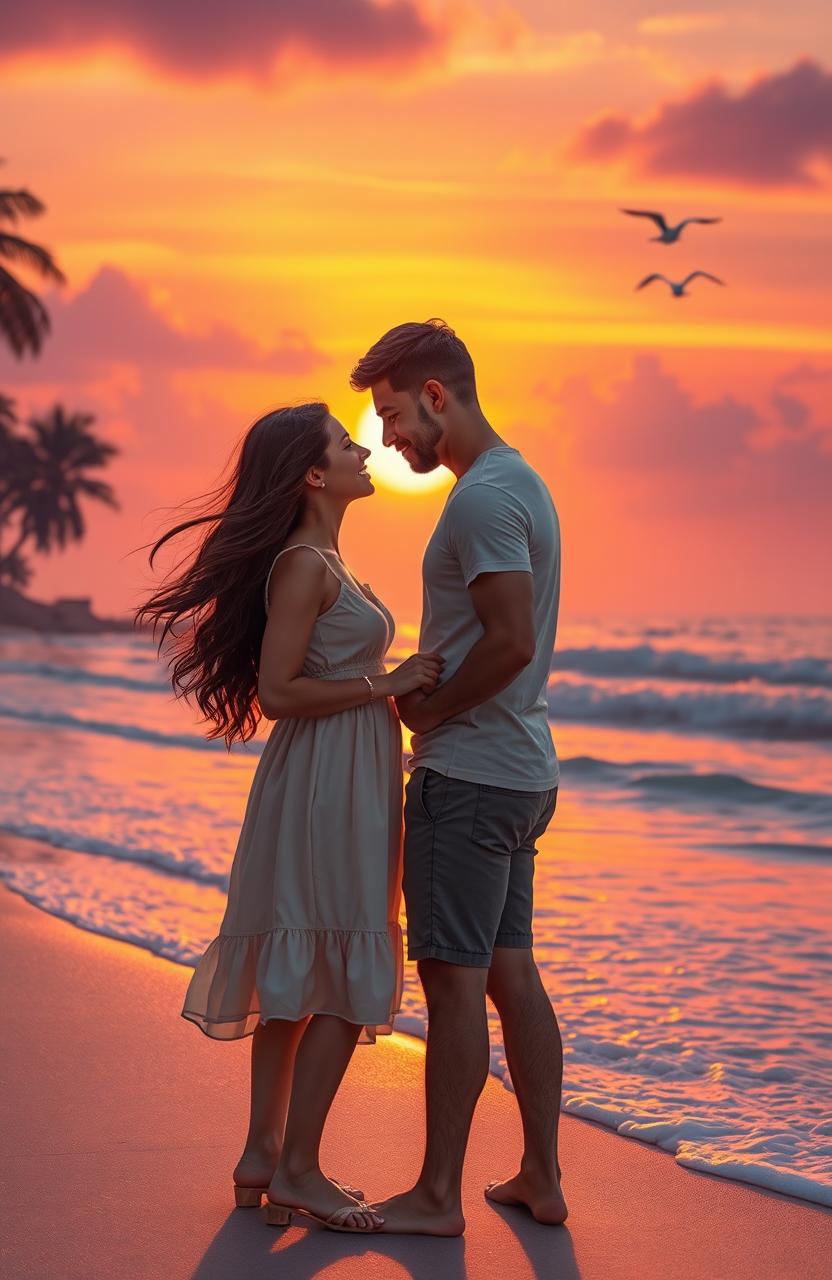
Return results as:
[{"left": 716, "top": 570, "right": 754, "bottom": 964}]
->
[{"left": 134, "top": 402, "right": 331, "bottom": 748}]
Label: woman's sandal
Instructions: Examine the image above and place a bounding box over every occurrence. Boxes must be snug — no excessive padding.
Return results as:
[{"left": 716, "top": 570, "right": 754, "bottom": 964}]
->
[
  {"left": 264, "top": 1198, "right": 383, "bottom": 1233},
  {"left": 234, "top": 1178, "right": 363, "bottom": 1208}
]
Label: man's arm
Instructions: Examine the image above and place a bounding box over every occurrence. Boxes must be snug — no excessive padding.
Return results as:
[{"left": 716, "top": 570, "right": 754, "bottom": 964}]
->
[{"left": 396, "top": 569, "right": 535, "bottom": 733}]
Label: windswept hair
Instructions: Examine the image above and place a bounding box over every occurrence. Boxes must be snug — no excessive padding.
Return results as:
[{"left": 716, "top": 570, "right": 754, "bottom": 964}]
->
[
  {"left": 134, "top": 403, "right": 331, "bottom": 748},
  {"left": 350, "top": 318, "right": 477, "bottom": 404}
]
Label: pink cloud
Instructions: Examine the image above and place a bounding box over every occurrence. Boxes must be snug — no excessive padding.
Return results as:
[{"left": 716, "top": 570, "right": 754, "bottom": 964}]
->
[
  {"left": 0, "top": 266, "right": 328, "bottom": 384},
  {"left": 777, "top": 362, "right": 832, "bottom": 386},
  {"left": 771, "top": 390, "right": 810, "bottom": 431},
  {"left": 547, "top": 354, "right": 832, "bottom": 511},
  {"left": 0, "top": 0, "right": 446, "bottom": 81},
  {"left": 0, "top": 266, "right": 335, "bottom": 614},
  {"left": 570, "top": 59, "right": 832, "bottom": 188},
  {"left": 554, "top": 355, "right": 756, "bottom": 473}
]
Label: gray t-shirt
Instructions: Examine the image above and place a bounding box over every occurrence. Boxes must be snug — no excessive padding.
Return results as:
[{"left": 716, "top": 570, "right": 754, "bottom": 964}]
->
[{"left": 408, "top": 445, "right": 560, "bottom": 791}]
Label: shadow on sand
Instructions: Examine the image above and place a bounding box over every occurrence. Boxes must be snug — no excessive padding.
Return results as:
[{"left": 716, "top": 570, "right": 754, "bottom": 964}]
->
[{"left": 189, "top": 1200, "right": 581, "bottom": 1280}]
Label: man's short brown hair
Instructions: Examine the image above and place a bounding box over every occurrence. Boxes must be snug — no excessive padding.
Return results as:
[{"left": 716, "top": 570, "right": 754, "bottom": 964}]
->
[{"left": 350, "top": 319, "right": 477, "bottom": 404}]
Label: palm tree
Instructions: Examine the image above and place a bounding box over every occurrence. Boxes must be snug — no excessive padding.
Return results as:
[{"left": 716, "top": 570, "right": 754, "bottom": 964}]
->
[
  {"left": 0, "top": 167, "right": 117, "bottom": 592},
  {"left": 11, "top": 407, "right": 120, "bottom": 558},
  {"left": 0, "top": 545, "right": 33, "bottom": 590},
  {"left": 0, "top": 397, "right": 35, "bottom": 588},
  {"left": 0, "top": 396, "right": 25, "bottom": 528},
  {"left": 0, "top": 161, "right": 65, "bottom": 358}
]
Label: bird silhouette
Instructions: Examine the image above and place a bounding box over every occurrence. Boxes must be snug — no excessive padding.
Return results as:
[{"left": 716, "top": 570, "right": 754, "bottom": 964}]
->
[
  {"left": 636, "top": 272, "right": 725, "bottom": 297},
  {"left": 621, "top": 208, "right": 721, "bottom": 244}
]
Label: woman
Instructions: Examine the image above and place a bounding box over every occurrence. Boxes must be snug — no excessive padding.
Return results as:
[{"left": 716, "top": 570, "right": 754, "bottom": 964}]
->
[{"left": 136, "top": 402, "right": 442, "bottom": 1233}]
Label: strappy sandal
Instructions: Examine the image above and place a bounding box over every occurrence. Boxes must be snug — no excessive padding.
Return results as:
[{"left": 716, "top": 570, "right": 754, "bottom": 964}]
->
[
  {"left": 264, "top": 1198, "right": 383, "bottom": 1233},
  {"left": 234, "top": 1178, "right": 363, "bottom": 1208}
]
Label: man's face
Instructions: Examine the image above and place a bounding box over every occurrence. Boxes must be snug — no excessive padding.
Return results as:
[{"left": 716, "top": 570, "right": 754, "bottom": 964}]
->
[{"left": 371, "top": 379, "right": 444, "bottom": 473}]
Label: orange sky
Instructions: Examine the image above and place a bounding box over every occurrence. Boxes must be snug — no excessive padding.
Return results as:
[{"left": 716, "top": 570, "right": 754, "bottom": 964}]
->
[{"left": 2, "top": 1, "right": 830, "bottom": 624}]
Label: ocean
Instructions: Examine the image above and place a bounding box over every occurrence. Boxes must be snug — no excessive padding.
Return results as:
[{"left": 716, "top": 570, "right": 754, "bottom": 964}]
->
[{"left": 0, "top": 615, "right": 830, "bottom": 1207}]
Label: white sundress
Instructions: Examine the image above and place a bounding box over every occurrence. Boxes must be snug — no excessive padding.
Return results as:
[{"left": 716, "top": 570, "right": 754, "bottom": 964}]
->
[{"left": 182, "top": 545, "right": 404, "bottom": 1043}]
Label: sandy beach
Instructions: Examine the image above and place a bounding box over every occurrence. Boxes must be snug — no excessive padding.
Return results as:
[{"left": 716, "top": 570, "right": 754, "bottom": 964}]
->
[
  {"left": 3, "top": 3, "right": 832, "bottom": 1273},
  {"left": 1, "top": 876, "right": 829, "bottom": 1280}
]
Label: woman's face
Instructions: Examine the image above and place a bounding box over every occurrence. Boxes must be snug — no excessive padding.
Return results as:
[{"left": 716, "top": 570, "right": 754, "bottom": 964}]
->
[{"left": 319, "top": 415, "right": 374, "bottom": 500}]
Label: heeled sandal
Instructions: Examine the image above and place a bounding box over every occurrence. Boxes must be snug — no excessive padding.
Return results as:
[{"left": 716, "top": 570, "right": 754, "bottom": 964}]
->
[
  {"left": 234, "top": 1178, "right": 363, "bottom": 1208},
  {"left": 264, "top": 1198, "right": 383, "bottom": 1233}
]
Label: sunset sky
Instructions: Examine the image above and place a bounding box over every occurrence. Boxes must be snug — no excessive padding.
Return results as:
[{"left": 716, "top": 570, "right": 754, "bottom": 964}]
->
[{"left": 2, "top": 0, "right": 831, "bottom": 624}]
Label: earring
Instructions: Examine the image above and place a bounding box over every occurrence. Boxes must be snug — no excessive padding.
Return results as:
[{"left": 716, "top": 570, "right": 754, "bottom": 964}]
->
[{"left": 320, "top": 480, "right": 326, "bottom": 489}]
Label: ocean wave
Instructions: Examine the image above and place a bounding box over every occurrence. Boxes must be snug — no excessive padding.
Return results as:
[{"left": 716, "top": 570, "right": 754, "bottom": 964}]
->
[
  {"left": 0, "top": 820, "right": 229, "bottom": 889},
  {"left": 699, "top": 840, "right": 832, "bottom": 861},
  {"left": 0, "top": 703, "right": 261, "bottom": 754},
  {"left": 552, "top": 644, "right": 832, "bottom": 689},
  {"left": 562, "top": 755, "right": 685, "bottom": 783},
  {"left": 629, "top": 770, "right": 832, "bottom": 814},
  {"left": 549, "top": 681, "right": 832, "bottom": 740},
  {"left": 0, "top": 660, "right": 166, "bottom": 693},
  {"left": 561, "top": 756, "right": 832, "bottom": 817}
]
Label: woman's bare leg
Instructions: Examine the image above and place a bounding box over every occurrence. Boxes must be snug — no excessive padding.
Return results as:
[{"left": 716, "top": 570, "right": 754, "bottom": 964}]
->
[
  {"left": 233, "top": 1016, "right": 308, "bottom": 1187},
  {"left": 268, "top": 1014, "right": 382, "bottom": 1229}
]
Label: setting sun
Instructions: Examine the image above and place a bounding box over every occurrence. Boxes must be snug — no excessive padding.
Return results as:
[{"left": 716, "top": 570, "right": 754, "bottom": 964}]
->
[{"left": 354, "top": 402, "right": 452, "bottom": 497}]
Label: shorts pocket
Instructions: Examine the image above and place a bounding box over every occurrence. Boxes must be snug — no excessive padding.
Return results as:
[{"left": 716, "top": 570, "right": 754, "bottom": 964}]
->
[
  {"left": 472, "top": 785, "right": 539, "bottom": 856},
  {"left": 412, "top": 768, "right": 447, "bottom": 823}
]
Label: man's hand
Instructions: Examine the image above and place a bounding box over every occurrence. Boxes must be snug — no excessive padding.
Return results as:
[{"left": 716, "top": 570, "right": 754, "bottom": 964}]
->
[
  {"left": 394, "top": 689, "right": 442, "bottom": 734},
  {"left": 395, "top": 572, "right": 534, "bottom": 734}
]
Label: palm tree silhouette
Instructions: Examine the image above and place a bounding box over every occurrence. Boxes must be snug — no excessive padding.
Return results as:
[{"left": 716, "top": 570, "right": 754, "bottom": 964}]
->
[
  {"left": 0, "top": 396, "right": 34, "bottom": 588},
  {"left": 0, "top": 161, "right": 66, "bottom": 358},
  {"left": 0, "top": 406, "right": 119, "bottom": 585},
  {"left": 0, "top": 168, "right": 118, "bottom": 597}
]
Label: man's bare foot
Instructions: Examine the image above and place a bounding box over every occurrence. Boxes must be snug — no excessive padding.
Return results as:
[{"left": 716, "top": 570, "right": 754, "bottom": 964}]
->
[
  {"left": 372, "top": 1186, "right": 465, "bottom": 1236},
  {"left": 484, "top": 1172, "right": 568, "bottom": 1225},
  {"left": 268, "top": 1167, "right": 382, "bottom": 1231}
]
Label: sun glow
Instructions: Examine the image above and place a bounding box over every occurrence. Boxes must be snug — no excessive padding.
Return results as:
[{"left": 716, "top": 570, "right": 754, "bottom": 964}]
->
[{"left": 354, "top": 403, "right": 451, "bottom": 496}]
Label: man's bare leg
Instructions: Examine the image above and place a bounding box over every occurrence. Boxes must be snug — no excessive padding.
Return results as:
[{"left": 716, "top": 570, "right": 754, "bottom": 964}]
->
[
  {"left": 484, "top": 947, "right": 568, "bottom": 1224},
  {"left": 376, "top": 959, "right": 490, "bottom": 1235}
]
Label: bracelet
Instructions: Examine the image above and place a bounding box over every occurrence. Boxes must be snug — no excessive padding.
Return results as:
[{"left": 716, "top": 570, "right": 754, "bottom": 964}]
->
[{"left": 362, "top": 675, "right": 376, "bottom": 702}]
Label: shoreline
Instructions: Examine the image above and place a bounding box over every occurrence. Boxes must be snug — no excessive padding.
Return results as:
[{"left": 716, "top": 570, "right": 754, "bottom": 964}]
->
[
  {"left": 2, "top": 878, "right": 830, "bottom": 1279},
  {"left": 1, "top": 825, "right": 831, "bottom": 1213}
]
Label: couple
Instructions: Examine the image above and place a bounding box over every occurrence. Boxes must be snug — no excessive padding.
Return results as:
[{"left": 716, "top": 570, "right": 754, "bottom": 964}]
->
[{"left": 138, "top": 320, "right": 564, "bottom": 1236}]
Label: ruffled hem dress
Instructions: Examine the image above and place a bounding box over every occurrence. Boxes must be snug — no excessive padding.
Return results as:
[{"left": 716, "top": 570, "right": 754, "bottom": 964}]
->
[{"left": 181, "top": 544, "right": 404, "bottom": 1044}]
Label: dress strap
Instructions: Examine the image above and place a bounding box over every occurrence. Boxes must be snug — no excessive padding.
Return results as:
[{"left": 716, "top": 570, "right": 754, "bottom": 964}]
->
[{"left": 264, "top": 544, "right": 340, "bottom": 615}]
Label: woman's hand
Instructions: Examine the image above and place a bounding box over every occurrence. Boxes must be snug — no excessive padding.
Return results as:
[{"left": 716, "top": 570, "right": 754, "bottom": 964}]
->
[{"left": 379, "top": 652, "right": 444, "bottom": 698}]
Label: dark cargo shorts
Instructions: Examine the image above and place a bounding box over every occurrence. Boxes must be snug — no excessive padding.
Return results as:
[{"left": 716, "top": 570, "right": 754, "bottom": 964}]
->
[{"left": 403, "top": 766, "right": 558, "bottom": 968}]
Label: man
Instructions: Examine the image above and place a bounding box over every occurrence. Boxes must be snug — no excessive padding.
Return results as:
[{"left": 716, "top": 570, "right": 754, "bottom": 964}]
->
[{"left": 350, "top": 320, "right": 566, "bottom": 1235}]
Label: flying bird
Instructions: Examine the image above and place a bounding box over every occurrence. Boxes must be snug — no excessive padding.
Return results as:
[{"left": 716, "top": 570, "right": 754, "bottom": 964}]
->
[
  {"left": 636, "top": 271, "right": 725, "bottom": 297},
  {"left": 620, "top": 208, "right": 722, "bottom": 244}
]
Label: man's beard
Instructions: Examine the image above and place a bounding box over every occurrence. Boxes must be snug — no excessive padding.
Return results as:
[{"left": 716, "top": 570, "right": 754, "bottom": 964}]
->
[{"left": 407, "top": 401, "right": 443, "bottom": 473}]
